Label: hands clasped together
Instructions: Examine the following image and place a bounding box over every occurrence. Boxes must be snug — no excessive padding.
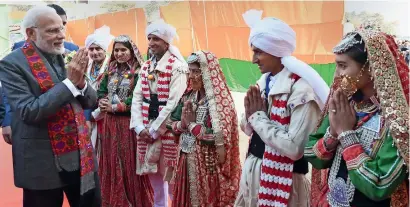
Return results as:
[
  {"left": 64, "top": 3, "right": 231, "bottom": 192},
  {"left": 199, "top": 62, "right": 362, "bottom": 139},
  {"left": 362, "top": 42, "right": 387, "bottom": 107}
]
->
[
  {"left": 99, "top": 98, "right": 113, "bottom": 113},
  {"left": 328, "top": 89, "right": 356, "bottom": 137},
  {"left": 181, "top": 101, "right": 196, "bottom": 130},
  {"left": 66, "top": 48, "right": 89, "bottom": 89},
  {"left": 242, "top": 84, "right": 357, "bottom": 149},
  {"left": 325, "top": 89, "right": 357, "bottom": 150},
  {"left": 181, "top": 100, "right": 226, "bottom": 164},
  {"left": 244, "top": 85, "right": 267, "bottom": 120}
]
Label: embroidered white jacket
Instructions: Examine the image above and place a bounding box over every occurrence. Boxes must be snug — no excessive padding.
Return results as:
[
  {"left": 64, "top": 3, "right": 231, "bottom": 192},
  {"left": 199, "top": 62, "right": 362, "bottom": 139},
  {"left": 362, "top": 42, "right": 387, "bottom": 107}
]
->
[
  {"left": 241, "top": 68, "right": 321, "bottom": 160},
  {"left": 130, "top": 51, "right": 188, "bottom": 137}
]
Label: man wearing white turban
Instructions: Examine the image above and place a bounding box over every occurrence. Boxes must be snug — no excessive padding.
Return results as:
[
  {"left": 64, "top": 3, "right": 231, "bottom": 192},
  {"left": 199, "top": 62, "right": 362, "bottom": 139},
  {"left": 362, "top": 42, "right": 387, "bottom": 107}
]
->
[
  {"left": 130, "top": 19, "right": 188, "bottom": 207},
  {"left": 84, "top": 25, "right": 114, "bottom": 148},
  {"left": 235, "top": 10, "right": 329, "bottom": 207},
  {"left": 85, "top": 25, "right": 114, "bottom": 87}
]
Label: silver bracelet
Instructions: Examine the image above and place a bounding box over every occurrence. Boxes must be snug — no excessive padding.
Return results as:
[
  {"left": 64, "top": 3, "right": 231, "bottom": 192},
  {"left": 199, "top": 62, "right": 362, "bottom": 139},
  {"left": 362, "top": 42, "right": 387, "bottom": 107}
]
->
[
  {"left": 324, "top": 127, "right": 336, "bottom": 139},
  {"left": 338, "top": 130, "right": 359, "bottom": 148},
  {"left": 323, "top": 127, "right": 336, "bottom": 150}
]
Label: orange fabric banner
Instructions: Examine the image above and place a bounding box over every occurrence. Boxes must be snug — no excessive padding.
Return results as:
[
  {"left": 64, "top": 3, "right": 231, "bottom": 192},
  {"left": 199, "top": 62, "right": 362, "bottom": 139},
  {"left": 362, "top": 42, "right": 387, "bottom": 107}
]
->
[{"left": 66, "top": 1, "right": 344, "bottom": 64}]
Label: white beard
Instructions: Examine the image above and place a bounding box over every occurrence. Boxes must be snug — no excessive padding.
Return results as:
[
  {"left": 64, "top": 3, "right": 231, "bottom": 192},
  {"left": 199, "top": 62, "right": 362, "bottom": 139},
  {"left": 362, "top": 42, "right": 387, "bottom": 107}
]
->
[{"left": 35, "top": 35, "right": 65, "bottom": 55}]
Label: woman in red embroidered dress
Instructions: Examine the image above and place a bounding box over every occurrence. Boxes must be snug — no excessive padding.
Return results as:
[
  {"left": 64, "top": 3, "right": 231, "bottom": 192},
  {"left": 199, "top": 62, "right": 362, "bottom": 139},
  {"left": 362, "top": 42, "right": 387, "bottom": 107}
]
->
[
  {"left": 167, "top": 51, "right": 241, "bottom": 206},
  {"left": 97, "top": 35, "right": 153, "bottom": 207}
]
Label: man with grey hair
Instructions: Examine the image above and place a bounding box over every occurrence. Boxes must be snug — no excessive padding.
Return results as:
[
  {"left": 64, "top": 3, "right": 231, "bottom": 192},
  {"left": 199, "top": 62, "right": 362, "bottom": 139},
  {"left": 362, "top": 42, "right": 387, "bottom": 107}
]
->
[
  {"left": 1, "top": 4, "right": 80, "bottom": 146},
  {"left": 11, "top": 4, "right": 79, "bottom": 52},
  {"left": 0, "top": 5, "right": 100, "bottom": 207}
]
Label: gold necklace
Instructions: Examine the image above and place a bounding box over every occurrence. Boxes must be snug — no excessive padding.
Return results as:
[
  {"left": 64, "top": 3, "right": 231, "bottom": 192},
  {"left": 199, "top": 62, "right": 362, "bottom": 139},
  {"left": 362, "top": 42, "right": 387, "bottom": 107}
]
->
[{"left": 354, "top": 101, "right": 378, "bottom": 113}]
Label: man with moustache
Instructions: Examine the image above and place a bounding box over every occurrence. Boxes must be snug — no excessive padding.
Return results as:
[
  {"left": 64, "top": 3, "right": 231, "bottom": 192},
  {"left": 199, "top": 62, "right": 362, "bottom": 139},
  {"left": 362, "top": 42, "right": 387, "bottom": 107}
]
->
[
  {"left": 130, "top": 19, "right": 188, "bottom": 207},
  {"left": 84, "top": 25, "right": 114, "bottom": 148},
  {"left": 0, "top": 6, "right": 99, "bottom": 207}
]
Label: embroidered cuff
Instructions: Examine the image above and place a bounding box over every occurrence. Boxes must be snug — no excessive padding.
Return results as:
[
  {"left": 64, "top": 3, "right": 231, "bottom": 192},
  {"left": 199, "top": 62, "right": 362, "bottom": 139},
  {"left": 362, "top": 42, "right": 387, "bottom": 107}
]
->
[
  {"left": 338, "top": 130, "right": 359, "bottom": 149},
  {"left": 171, "top": 121, "right": 185, "bottom": 135},
  {"left": 248, "top": 111, "right": 267, "bottom": 125},
  {"left": 323, "top": 127, "right": 338, "bottom": 151},
  {"left": 342, "top": 144, "right": 370, "bottom": 170},
  {"left": 189, "top": 123, "right": 203, "bottom": 138},
  {"left": 313, "top": 138, "right": 335, "bottom": 160}
]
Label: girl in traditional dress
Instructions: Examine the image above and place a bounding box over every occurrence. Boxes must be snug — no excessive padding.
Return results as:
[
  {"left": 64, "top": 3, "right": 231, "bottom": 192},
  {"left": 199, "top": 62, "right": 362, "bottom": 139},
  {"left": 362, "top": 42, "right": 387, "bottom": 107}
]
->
[
  {"left": 97, "top": 35, "right": 153, "bottom": 207},
  {"left": 305, "top": 28, "right": 409, "bottom": 207},
  {"left": 167, "top": 50, "right": 241, "bottom": 206}
]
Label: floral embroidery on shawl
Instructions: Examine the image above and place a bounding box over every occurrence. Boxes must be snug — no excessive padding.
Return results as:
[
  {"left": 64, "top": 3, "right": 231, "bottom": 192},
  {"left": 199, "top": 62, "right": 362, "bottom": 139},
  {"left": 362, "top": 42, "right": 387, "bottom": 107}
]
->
[{"left": 22, "top": 41, "right": 95, "bottom": 195}]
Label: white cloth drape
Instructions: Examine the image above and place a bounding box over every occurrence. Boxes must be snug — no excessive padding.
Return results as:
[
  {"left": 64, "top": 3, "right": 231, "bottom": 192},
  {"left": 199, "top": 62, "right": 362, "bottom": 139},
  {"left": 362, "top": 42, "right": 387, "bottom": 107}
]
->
[{"left": 243, "top": 9, "right": 330, "bottom": 109}]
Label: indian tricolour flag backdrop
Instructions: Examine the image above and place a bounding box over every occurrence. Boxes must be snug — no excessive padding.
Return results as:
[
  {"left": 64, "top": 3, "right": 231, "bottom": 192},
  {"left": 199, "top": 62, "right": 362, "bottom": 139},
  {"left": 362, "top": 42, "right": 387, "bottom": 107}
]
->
[{"left": 64, "top": 1, "right": 343, "bottom": 91}]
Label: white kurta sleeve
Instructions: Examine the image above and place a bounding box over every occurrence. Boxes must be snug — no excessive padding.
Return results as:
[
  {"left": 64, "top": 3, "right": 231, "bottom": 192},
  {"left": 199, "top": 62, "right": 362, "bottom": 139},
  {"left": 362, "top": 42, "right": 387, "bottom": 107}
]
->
[
  {"left": 149, "top": 64, "right": 188, "bottom": 135},
  {"left": 130, "top": 77, "right": 144, "bottom": 132}
]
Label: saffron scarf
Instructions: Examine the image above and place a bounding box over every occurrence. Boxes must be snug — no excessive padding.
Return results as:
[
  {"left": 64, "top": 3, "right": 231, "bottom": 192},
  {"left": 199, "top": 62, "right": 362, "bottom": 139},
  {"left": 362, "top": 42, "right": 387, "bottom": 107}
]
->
[{"left": 22, "top": 41, "right": 95, "bottom": 195}]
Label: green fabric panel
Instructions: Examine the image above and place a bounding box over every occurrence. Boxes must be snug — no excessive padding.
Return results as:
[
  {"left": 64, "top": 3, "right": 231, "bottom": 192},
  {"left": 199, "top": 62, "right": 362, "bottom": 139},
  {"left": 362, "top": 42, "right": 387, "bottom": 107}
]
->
[
  {"left": 348, "top": 133, "right": 406, "bottom": 201},
  {"left": 218, "top": 58, "right": 261, "bottom": 92},
  {"left": 304, "top": 115, "right": 333, "bottom": 169},
  {"left": 219, "top": 58, "right": 336, "bottom": 92}
]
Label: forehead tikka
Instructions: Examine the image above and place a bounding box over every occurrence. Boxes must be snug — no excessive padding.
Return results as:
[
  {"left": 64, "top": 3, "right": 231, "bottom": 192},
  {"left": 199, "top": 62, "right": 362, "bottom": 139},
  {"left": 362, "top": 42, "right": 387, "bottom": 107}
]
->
[
  {"left": 333, "top": 32, "right": 363, "bottom": 54},
  {"left": 187, "top": 53, "right": 199, "bottom": 64}
]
